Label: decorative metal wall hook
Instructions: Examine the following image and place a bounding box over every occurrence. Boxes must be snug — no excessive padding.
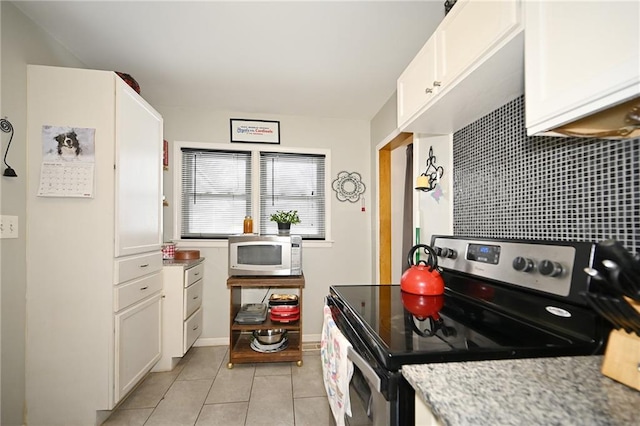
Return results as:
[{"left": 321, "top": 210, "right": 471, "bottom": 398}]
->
[
  {"left": 415, "top": 146, "right": 443, "bottom": 192},
  {"left": 1, "top": 117, "right": 17, "bottom": 177}
]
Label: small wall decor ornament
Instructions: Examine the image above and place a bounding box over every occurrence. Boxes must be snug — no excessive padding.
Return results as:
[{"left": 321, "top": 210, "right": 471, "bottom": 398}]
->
[
  {"left": 1, "top": 117, "right": 17, "bottom": 177},
  {"left": 416, "top": 146, "right": 444, "bottom": 192},
  {"left": 332, "top": 171, "right": 366, "bottom": 202}
]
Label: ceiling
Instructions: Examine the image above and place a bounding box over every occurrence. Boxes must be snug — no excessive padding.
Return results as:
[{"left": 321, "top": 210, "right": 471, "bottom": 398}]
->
[{"left": 15, "top": 1, "right": 444, "bottom": 121}]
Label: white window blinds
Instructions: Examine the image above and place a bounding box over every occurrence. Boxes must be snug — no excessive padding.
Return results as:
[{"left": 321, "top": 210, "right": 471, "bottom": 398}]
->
[
  {"left": 181, "top": 148, "right": 251, "bottom": 238},
  {"left": 259, "top": 152, "right": 326, "bottom": 239}
]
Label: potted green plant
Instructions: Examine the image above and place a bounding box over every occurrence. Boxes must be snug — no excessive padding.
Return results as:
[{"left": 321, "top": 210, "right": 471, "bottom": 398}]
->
[{"left": 269, "top": 210, "right": 301, "bottom": 235}]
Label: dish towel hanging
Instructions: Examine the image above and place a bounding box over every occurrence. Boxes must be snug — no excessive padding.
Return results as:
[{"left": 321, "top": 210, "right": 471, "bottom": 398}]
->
[{"left": 321, "top": 304, "right": 354, "bottom": 426}]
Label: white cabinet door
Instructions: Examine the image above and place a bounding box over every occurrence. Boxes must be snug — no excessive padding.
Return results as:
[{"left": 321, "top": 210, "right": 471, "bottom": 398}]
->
[
  {"left": 525, "top": 1, "right": 640, "bottom": 135},
  {"left": 438, "top": 0, "right": 521, "bottom": 90},
  {"left": 115, "top": 78, "right": 163, "bottom": 257},
  {"left": 398, "top": 0, "right": 523, "bottom": 134},
  {"left": 114, "top": 293, "right": 162, "bottom": 404},
  {"left": 397, "top": 36, "right": 439, "bottom": 128}
]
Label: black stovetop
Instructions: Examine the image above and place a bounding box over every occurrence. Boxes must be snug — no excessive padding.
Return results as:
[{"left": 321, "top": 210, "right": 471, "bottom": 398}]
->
[{"left": 328, "top": 278, "right": 607, "bottom": 371}]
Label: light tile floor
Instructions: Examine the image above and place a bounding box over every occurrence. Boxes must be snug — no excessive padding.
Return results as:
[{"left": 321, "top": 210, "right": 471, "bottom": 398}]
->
[{"left": 103, "top": 345, "right": 334, "bottom": 426}]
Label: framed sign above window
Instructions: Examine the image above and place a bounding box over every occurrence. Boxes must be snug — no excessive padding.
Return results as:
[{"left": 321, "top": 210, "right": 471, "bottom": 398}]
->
[{"left": 230, "top": 119, "right": 280, "bottom": 144}]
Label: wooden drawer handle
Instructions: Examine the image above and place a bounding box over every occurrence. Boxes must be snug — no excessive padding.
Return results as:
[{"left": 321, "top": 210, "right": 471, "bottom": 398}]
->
[
  {"left": 139, "top": 264, "right": 149, "bottom": 268},
  {"left": 193, "top": 325, "right": 199, "bottom": 331},
  {"left": 193, "top": 295, "right": 199, "bottom": 300},
  {"left": 140, "top": 286, "right": 149, "bottom": 290},
  {"left": 194, "top": 272, "right": 200, "bottom": 276}
]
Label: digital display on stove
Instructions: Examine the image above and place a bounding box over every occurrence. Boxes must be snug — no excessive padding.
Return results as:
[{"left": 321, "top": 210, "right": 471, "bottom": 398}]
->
[{"left": 466, "top": 243, "right": 500, "bottom": 264}]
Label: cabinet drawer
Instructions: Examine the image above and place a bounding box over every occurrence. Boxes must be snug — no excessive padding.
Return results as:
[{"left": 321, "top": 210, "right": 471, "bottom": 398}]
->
[
  {"left": 184, "top": 279, "right": 203, "bottom": 319},
  {"left": 115, "top": 272, "right": 162, "bottom": 311},
  {"left": 185, "top": 263, "right": 204, "bottom": 287},
  {"left": 183, "top": 308, "right": 203, "bottom": 353},
  {"left": 114, "top": 252, "right": 162, "bottom": 284}
]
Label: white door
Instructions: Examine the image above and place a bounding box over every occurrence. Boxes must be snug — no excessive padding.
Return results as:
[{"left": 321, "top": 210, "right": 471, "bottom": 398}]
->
[{"left": 114, "top": 78, "right": 163, "bottom": 257}]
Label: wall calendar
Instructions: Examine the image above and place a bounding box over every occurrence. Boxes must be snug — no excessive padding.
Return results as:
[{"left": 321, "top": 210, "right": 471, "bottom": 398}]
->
[{"left": 37, "top": 125, "right": 96, "bottom": 198}]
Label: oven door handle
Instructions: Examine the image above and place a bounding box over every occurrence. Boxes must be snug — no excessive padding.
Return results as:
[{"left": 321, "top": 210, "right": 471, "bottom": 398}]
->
[{"left": 347, "top": 346, "right": 382, "bottom": 392}]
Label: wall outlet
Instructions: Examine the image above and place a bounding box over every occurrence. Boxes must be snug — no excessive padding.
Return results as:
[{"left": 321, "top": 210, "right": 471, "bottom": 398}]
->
[{"left": 0, "top": 215, "right": 19, "bottom": 239}]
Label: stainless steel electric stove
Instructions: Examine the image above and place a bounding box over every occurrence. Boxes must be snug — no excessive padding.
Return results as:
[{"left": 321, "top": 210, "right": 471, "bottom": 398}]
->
[{"left": 326, "top": 236, "right": 611, "bottom": 426}]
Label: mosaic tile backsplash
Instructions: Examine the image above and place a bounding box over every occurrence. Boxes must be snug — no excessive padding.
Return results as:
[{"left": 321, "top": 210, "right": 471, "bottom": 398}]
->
[{"left": 453, "top": 96, "right": 640, "bottom": 253}]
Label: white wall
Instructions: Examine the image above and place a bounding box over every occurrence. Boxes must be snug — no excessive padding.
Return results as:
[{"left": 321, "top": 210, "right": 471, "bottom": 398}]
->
[
  {"left": 370, "top": 92, "right": 397, "bottom": 148},
  {"left": 0, "top": 3, "right": 85, "bottom": 424},
  {"left": 158, "top": 105, "right": 373, "bottom": 343},
  {"left": 414, "top": 134, "right": 454, "bottom": 243}
]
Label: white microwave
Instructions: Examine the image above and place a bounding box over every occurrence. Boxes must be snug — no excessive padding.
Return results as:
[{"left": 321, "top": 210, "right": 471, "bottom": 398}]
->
[{"left": 228, "top": 235, "right": 302, "bottom": 276}]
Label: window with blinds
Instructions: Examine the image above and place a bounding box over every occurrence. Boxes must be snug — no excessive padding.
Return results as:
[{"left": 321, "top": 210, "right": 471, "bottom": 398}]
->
[
  {"left": 179, "top": 146, "right": 327, "bottom": 240},
  {"left": 181, "top": 148, "right": 251, "bottom": 238},
  {"left": 259, "top": 152, "right": 326, "bottom": 239}
]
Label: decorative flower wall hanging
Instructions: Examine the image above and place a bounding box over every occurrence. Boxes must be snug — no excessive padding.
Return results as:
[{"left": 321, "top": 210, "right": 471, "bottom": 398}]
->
[{"left": 332, "top": 171, "right": 366, "bottom": 202}]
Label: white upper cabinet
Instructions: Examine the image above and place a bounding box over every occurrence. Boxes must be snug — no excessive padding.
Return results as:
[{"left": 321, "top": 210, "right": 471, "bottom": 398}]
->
[
  {"left": 525, "top": 1, "right": 640, "bottom": 135},
  {"left": 397, "top": 36, "right": 439, "bottom": 127},
  {"left": 437, "top": 0, "right": 521, "bottom": 89},
  {"left": 115, "top": 79, "right": 163, "bottom": 257},
  {"left": 397, "top": 0, "right": 523, "bottom": 134}
]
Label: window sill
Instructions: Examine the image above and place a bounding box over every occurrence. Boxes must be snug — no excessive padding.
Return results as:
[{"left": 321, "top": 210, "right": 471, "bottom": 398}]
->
[{"left": 173, "top": 239, "right": 334, "bottom": 249}]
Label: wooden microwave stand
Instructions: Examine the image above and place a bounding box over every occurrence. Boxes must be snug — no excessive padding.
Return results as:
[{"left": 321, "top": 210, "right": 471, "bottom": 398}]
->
[{"left": 226, "top": 274, "right": 304, "bottom": 368}]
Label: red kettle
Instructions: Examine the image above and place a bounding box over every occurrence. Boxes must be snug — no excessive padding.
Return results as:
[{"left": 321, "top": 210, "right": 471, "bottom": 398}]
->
[{"left": 400, "top": 244, "right": 445, "bottom": 296}]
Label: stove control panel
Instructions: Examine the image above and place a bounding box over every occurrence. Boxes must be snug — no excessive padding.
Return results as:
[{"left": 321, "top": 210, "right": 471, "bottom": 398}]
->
[{"left": 431, "top": 237, "right": 579, "bottom": 297}]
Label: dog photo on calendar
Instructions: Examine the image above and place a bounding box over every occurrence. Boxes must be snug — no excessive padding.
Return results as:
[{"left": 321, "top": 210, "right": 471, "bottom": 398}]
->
[{"left": 41, "top": 125, "right": 96, "bottom": 163}]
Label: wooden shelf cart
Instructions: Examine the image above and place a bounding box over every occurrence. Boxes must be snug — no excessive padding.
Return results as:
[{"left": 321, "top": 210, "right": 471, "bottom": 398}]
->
[{"left": 226, "top": 274, "right": 304, "bottom": 368}]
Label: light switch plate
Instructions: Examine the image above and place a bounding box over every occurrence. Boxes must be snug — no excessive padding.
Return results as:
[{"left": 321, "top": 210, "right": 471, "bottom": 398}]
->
[{"left": 0, "top": 215, "right": 19, "bottom": 239}]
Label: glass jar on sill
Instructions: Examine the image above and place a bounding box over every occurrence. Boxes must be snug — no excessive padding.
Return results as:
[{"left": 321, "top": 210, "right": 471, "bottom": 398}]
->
[{"left": 243, "top": 216, "right": 253, "bottom": 234}]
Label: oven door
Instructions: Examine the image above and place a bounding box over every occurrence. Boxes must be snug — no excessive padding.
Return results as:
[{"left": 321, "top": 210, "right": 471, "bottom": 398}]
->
[
  {"left": 327, "top": 296, "right": 412, "bottom": 426},
  {"left": 347, "top": 347, "right": 389, "bottom": 426}
]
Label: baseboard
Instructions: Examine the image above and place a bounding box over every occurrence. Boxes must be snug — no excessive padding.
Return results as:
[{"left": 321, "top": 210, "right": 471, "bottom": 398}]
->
[
  {"left": 304, "top": 333, "right": 322, "bottom": 342},
  {"left": 194, "top": 337, "right": 228, "bottom": 347},
  {"left": 194, "top": 333, "right": 322, "bottom": 347}
]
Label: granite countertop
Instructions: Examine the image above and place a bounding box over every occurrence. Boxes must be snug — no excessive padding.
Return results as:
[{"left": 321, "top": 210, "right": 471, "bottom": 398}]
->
[{"left": 402, "top": 356, "right": 640, "bottom": 426}]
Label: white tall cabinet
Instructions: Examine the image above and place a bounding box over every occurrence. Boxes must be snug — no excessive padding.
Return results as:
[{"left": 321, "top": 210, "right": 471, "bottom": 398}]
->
[{"left": 25, "top": 65, "right": 163, "bottom": 425}]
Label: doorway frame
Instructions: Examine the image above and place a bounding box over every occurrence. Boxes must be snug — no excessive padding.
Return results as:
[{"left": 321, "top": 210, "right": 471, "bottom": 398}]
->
[{"left": 375, "top": 131, "right": 414, "bottom": 284}]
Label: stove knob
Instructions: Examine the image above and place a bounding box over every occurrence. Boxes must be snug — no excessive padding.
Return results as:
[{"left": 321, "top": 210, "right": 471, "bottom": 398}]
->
[
  {"left": 539, "top": 260, "right": 563, "bottom": 277},
  {"left": 436, "top": 247, "right": 457, "bottom": 259},
  {"left": 443, "top": 248, "right": 457, "bottom": 259},
  {"left": 512, "top": 256, "right": 534, "bottom": 272}
]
